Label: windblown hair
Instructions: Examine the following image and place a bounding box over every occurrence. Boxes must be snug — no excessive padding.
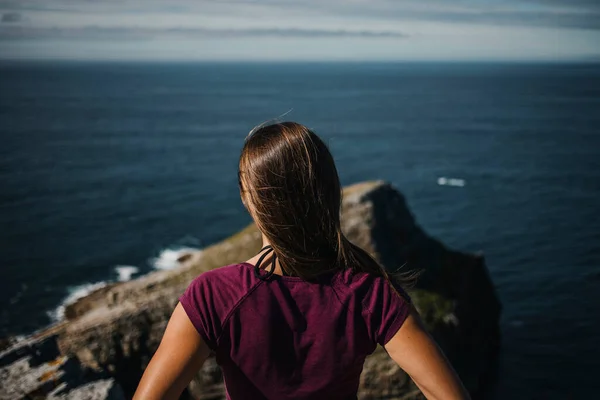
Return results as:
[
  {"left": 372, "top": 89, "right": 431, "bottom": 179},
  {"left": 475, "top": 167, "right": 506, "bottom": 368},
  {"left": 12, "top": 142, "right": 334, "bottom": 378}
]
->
[{"left": 239, "top": 121, "right": 413, "bottom": 287}]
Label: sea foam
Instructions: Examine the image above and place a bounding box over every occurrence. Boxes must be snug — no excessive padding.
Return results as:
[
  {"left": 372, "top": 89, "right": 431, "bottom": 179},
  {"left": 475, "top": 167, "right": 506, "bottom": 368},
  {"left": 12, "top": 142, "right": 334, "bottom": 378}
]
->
[
  {"left": 149, "top": 246, "right": 199, "bottom": 270},
  {"left": 437, "top": 177, "right": 466, "bottom": 187},
  {"left": 47, "top": 245, "right": 200, "bottom": 323},
  {"left": 114, "top": 265, "right": 139, "bottom": 282},
  {"left": 47, "top": 281, "right": 108, "bottom": 322}
]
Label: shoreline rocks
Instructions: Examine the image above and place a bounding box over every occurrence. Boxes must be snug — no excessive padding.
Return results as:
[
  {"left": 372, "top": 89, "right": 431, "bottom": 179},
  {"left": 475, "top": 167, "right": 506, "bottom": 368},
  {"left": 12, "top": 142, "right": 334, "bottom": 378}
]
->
[
  {"left": 0, "top": 335, "right": 125, "bottom": 400},
  {"left": 1, "top": 181, "right": 501, "bottom": 399}
]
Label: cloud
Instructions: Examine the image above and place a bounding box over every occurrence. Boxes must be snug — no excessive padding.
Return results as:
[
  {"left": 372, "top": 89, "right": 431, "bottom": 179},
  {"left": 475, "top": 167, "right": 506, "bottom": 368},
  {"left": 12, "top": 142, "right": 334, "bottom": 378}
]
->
[
  {"left": 1, "top": 1, "right": 599, "bottom": 31},
  {"left": 0, "top": 26, "right": 408, "bottom": 40},
  {"left": 299, "top": 1, "right": 600, "bottom": 30},
  {"left": 1, "top": 12, "right": 21, "bottom": 22},
  {"left": 395, "top": 9, "right": 600, "bottom": 30},
  {"left": 531, "top": 0, "right": 600, "bottom": 9},
  {"left": 0, "top": 1, "right": 598, "bottom": 61}
]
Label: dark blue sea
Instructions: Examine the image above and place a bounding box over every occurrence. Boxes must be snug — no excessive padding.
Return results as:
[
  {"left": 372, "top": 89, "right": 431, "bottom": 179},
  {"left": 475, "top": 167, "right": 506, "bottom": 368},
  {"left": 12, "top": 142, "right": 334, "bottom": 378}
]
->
[{"left": 1, "top": 62, "right": 599, "bottom": 398}]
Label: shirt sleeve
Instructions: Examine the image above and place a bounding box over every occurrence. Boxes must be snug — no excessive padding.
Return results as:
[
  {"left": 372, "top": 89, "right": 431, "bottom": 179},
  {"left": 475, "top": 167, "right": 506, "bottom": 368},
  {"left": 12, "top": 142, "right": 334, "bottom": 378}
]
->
[
  {"left": 362, "top": 276, "right": 412, "bottom": 346},
  {"left": 179, "top": 273, "right": 220, "bottom": 350}
]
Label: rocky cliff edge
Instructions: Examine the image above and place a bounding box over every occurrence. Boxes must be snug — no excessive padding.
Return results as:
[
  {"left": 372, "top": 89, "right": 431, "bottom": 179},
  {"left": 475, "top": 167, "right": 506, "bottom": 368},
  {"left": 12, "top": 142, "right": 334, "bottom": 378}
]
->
[{"left": 0, "top": 181, "right": 501, "bottom": 399}]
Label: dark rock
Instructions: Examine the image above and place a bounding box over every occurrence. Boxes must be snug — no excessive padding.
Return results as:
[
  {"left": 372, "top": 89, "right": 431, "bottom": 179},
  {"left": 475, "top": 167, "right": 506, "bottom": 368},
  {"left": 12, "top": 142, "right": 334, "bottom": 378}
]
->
[
  {"left": 177, "top": 253, "right": 195, "bottom": 263},
  {"left": 343, "top": 182, "right": 501, "bottom": 396},
  {"left": 0, "top": 335, "right": 125, "bottom": 400}
]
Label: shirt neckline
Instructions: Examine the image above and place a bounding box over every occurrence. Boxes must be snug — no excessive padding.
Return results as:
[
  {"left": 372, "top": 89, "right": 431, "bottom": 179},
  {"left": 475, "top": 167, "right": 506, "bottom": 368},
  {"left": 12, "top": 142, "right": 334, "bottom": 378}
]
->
[
  {"left": 239, "top": 261, "right": 307, "bottom": 281},
  {"left": 239, "top": 261, "right": 343, "bottom": 283}
]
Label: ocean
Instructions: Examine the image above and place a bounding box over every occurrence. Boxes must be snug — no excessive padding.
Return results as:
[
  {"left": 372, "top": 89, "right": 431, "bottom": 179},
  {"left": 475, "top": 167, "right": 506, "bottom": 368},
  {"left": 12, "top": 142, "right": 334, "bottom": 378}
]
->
[{"left": 1, "top": 61, "right": 599, "bottom": 398}]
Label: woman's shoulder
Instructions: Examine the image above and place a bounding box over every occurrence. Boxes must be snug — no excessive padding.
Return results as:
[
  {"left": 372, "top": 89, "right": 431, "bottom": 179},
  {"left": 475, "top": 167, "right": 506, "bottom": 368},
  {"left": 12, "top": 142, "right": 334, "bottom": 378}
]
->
[
  {"left": 336, "top": 269, "right": 412, "bottom": 346},
  {"left": 179, "top": 263, "right": 260, "bottom": 349},
  {"left": 185, "top": 262, "right": 259, "bottom": 294},
  {"left": 335, "top": 268, "right": 411, "bottom": 305},
  {"left": 180, "top": 264, "right": 260, "bottom": 323}
]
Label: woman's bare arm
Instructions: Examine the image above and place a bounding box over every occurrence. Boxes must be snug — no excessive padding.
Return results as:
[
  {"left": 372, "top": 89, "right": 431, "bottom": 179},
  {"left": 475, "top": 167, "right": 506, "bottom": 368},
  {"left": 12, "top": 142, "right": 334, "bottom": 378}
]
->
[
  {"left": 133, "top": 303, "right": 210, "bottom": 400},
  {"left": 385, "top": 306, "right": 470, "bottom": 400}
]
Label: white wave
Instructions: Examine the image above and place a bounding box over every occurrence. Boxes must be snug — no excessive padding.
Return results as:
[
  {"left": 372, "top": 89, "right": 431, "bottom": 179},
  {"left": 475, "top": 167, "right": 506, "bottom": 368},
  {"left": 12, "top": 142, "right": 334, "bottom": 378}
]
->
[
  {"left": 45, "top": 244, "right": 199, "bottom": 324},
  {"left": 46, "top": 281, "right": 108, "bottom": 322},
  {"left": 437, "top": 177, "right": 466, "bottom": 187},
  {"left": 114, "top": 265, "right": 139, "bottom": 282},
  {"left": 149, "top": 246, "right": 199, "bottom": 270}
]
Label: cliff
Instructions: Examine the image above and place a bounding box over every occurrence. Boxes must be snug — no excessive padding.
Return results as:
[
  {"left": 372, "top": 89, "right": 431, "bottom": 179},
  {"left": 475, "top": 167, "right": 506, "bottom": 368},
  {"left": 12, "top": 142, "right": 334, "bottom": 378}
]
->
[{"left": 0, "top": 181, "right": 501, "bottom": 399}]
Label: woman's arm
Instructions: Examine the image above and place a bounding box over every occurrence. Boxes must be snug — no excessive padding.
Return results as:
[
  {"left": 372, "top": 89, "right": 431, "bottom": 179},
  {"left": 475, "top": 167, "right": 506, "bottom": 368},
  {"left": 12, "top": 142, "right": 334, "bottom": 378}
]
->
[
  {"left": 384, "top": 306, "right": 470, "bottom": 400},
  {"left": 133, "top": 303, "right": 210, "bottom": 400}
]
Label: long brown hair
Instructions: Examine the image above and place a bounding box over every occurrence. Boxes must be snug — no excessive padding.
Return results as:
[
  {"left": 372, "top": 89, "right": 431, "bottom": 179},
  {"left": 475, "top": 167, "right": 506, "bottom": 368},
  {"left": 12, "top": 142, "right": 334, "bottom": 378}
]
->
[{"left": 239, "top": 121, "right": 412, "bottom": 288}]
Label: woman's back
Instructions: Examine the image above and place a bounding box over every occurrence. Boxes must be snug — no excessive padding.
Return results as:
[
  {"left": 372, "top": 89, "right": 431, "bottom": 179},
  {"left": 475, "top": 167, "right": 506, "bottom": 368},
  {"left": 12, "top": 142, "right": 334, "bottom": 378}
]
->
[
  {"left": 180, "top": 262, "right": 411, "bottom": 400},
  {"left": 134, "top": 122, "right": 468, "bottom": 400}
]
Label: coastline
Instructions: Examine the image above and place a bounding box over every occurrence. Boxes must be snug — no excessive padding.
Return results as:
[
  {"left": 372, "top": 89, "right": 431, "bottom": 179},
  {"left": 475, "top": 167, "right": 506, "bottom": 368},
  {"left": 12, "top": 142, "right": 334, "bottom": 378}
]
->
[{"left": 1, "top": 181, "right": 501, "bottom": 399}]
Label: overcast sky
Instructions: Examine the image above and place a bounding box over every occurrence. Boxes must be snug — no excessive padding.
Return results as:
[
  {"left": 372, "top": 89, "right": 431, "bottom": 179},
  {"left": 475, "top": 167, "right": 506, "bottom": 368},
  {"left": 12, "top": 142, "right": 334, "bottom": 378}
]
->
[{"left": 0, "top": 0, "right": 598, "bottom": 61}]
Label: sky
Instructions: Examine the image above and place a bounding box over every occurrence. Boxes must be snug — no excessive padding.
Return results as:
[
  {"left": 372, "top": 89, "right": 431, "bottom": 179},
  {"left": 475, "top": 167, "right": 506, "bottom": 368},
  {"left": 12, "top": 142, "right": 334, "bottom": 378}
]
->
[{"left": 0, "top": 0, "right": 598, "bottom": 61}]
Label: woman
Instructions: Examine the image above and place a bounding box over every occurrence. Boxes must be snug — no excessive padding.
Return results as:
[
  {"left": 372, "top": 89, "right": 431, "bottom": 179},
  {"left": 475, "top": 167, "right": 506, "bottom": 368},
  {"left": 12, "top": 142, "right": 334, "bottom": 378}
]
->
[{"left": 134, "top": 122, "right": 469, "bottom": 400}]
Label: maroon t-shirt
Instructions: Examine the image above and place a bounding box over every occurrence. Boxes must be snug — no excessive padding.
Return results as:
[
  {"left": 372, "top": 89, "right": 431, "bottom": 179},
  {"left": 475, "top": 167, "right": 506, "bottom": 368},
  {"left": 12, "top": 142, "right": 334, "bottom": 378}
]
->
[{"left": 179, "top": 262, "right": 411, "bottom": 400}]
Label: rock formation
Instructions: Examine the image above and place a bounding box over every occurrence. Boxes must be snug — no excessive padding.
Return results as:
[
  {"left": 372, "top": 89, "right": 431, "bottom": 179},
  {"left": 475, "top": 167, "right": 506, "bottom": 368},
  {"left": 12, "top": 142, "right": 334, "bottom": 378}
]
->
[
  {"left": 0, "top": 335, "right": 125, "bottom": 400},
  {"left": 0, "top": 181, "right": 501, "bottom": 399}
]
